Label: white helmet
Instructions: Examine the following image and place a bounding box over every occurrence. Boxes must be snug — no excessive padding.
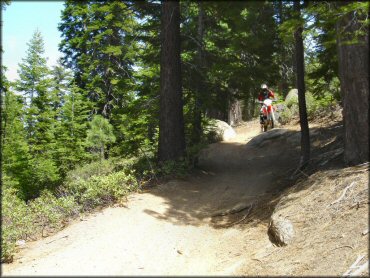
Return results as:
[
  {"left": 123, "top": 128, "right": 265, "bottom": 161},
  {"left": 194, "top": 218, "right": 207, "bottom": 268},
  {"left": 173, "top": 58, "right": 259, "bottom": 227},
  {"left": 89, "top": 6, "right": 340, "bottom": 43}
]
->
[{"left": 261, "top": 84, "right": 268, "bottom": 89}]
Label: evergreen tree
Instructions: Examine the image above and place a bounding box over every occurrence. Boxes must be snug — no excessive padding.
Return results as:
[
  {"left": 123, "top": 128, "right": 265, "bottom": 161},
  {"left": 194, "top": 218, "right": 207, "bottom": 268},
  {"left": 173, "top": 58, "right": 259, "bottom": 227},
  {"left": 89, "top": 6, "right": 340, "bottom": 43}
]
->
[
  {"left": 15, "top": 30, "right": 60, "bottom": 197},
  {"left": 335, "top": 1, "right": 369, "bottom": 165},
  {"left": 158, "top": 0, "right": 185, "bottom": 163},
  {"left": 86, "top": 115, "right": 116, "bottom": 160},
  {"left": 50, "top": 64, "right": 90, "bottom": 176},
  {"left": 59, "top": 1, "right": 138, "bottom": 118},
  {"left": 1, "top": 67, "right": 33, "bottom": 199},
  {"left": 294, "top": 0, "right": 310, "bottom": 168}
]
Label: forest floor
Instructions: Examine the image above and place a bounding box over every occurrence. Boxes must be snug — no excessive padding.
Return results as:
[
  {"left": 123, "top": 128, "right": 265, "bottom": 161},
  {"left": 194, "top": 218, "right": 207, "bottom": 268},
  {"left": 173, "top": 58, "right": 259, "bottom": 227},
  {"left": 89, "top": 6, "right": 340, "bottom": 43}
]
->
[{"left": 2, "top": 111, "right": 369, "bottom": 276}]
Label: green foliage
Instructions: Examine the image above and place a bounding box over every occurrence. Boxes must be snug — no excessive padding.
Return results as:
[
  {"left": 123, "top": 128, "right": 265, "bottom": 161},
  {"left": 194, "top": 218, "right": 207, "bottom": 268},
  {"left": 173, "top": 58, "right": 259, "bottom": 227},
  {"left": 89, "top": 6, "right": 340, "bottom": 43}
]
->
[
  {"left": 62, "top": 169, "right": 138, "bottom": 211},
  {"left": 28, "top": 190, "right": 79, "bottom": 234},
  {"left": 65, "top": 159, "right": 116, "bottom": 182},
  {"left": 279, "top": 91, "right": 337, "bottom": 124},
  {"left": 1, "top": 158, "right": 141, "bottom": 262},
  {"left": 1, "top": 178, "right": 34, "bottom": 262},
  {"left": 86, "top": 115, "right": 116, "bottom": 159},
  {"left": 2, "top": 69, "right": 34, "bottom": 199},
  {"left": 203, "top": 118, "right": 223, "bottom": 143},
  {"left": 157, "top": 159, "right": 190, "bottom": 178},
  {"left": 59, "top": 0, "right": 138, "bottom": 120},
  {"left": 285, "top": 92, "right": 298, "bottom": 108},
  {"left": 156, "top": 141, "right": 206, "bottom": 178},
  {"left": 53, "top": 84, "right": 91, "bottom": 176}
]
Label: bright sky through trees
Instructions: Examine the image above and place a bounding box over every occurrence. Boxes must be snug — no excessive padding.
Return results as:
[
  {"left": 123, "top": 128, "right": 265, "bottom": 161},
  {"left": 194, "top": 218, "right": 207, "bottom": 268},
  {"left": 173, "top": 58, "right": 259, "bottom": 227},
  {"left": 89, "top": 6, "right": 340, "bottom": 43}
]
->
[{"left": 2, "top": 1, "right": 64, "bottom": 81}]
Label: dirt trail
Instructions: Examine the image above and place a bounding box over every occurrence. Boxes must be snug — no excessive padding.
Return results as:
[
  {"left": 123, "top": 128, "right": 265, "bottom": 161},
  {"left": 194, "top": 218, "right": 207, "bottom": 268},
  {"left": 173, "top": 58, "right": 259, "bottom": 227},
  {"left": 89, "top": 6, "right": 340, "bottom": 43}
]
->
[{"left": 2, "top": 121, "right": 301, "bottom": 276}]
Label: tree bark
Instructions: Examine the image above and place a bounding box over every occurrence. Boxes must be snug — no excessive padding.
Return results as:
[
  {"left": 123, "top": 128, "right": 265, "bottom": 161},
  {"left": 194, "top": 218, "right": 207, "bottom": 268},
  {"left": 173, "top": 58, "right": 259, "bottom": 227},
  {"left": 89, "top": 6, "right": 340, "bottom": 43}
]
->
[
  {"left": 278, "top": 0, "right": 289, "bottom": 96},
  {"left": 158, "top": 0, "right": 185, "bottom": 163},
  {"left": 294, "top": 1, "right": 310, "bottom": 168},
  {"left": 336, "top": 3, "right": 369, "bottom": 165},
  {"left": 192, "top": 1, "right": 205, "bottom": 144},
  {"left": 228, "top": 98, "right": 243, "bottom": 126}
]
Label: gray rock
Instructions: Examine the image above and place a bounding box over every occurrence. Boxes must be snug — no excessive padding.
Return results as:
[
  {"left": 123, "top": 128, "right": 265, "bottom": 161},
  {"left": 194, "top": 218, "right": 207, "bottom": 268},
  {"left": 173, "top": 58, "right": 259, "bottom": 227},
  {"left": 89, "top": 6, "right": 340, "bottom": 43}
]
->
[
  {"left": 206, "top": 120, "right": 236, "bottom": 142},
  {"left": 248, "top": 128, "right": 290, "bottom": 147},
  {"left": 285, "top": 89, "right": 298, "bottom": 104},
  {"left": 268, "top": 215, "right": 294, "bottom": 246}
]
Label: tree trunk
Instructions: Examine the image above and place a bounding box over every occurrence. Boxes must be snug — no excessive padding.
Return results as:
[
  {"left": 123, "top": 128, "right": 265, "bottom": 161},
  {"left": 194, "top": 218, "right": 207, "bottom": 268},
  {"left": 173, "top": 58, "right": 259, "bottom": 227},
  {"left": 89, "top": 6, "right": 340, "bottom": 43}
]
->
[
  {"left": 336, "top": 3, "right": 369, "bottom": 165},
  {"left": 294, "top": 1, "right": 310, "bottom": 168},
  {"left": 278, "top": 0, "right": 289, "bottom": 96},
  {"left": 228, "top": 98, "right": 243, "bottom": 126},
  {"left": 158, "top": 0, "right": 185, "bottom": 163},
  {"left": 192, "top": 1, "right": 205, "bottom": 144}
]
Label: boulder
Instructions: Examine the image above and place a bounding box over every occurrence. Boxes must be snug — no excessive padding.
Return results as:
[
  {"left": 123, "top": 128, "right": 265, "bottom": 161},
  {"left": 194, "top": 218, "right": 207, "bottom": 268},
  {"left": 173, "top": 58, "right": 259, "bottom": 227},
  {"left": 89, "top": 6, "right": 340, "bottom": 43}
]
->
[
  {"left": 207, "top": 120, "right": 236, "bottom": 142},
  {"left": 268, "top": 214, "right": 294, "bottom": 246},
  {"left": 248, "top": 128, "right": 290, "bottom": 147},
  {"left": 285, "top": 89, "right": 298, "bottom": 104}
]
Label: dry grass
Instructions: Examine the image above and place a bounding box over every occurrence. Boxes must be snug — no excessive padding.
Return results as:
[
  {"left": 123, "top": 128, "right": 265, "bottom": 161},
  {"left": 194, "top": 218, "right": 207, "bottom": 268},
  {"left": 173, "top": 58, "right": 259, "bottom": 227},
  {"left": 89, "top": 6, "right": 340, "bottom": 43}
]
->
[{"left": 235, "top": 106, "right": 369, "bottom": 276}]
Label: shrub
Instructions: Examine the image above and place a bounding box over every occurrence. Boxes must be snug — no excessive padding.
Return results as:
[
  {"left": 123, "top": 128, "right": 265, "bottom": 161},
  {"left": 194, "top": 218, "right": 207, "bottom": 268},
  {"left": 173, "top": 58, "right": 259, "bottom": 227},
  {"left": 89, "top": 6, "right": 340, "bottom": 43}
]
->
[
  {"left": 28, "top": 190, "right": 79, "bottom": 236},
  {"left": 306, "top": 92, "right": 318, "bottom": 118},
  {"left": 1, "top": 185, "right": 35, "bottom": 263},
  {"left": 1, "top": 159, "right": 141, "bottom": 262},
  {"left": 65, "top": 159, "right": 115, "bottom": 183},
  {"left": 279, "top": 107, "right": 294, "bottom": 124},
  {"left": 63, "top": 170, "right": 138, "bottom": 211},
  {"left": 203, "top": 119, "right": 224, "bottom": 143},
  {"left": 279, "top": 90, "right": 337, "bottom": 124}
]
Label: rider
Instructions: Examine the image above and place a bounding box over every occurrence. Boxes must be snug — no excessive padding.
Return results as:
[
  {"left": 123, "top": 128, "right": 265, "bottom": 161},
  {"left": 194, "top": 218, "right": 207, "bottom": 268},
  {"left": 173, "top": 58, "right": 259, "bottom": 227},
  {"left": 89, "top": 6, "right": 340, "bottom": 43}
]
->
[
  {"left": 258, "top": 84, "right": 275, "bottom": 102},
  {"left": 258, "top": 84, "right": 275, "bottom": 125}
]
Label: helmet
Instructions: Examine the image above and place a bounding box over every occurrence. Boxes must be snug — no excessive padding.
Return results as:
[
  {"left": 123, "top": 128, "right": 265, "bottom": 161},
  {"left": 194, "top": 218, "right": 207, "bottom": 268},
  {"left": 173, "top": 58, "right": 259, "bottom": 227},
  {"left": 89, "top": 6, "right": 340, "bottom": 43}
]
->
[{"left": 261, "top": 84, "right": 268, "bottom": 89}]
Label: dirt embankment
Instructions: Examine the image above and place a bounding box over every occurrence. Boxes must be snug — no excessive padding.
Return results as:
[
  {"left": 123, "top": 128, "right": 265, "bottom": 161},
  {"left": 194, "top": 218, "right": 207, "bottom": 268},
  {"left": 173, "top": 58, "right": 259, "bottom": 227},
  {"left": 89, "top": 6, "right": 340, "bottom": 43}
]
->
[{"left": 2, "top": 116, "right": 368, "bottom": 276}]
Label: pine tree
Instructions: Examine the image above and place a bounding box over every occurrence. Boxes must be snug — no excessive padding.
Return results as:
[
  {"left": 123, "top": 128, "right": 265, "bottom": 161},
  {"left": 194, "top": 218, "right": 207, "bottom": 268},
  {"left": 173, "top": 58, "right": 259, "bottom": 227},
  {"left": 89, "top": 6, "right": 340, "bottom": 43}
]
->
[
  {"left": 158, "top": 0, "right": 185, "bottom": 163},
  {"left": 15, "top": 30, "right": 60, "bottom": 197},
  {"left": 59, "top": 1, "right": 138, "bottom": 119},
  {"left": 1, "top": 67, "right": 33, "bottom": 199},
  {"left": 86, "top": 115, "right": 116, "bottom": 161},
  {"left": 293, "top": 0, "right": 310, "bottom": 168},
  {"left": 336, "top": 2, "right": 369, "bottom": 165},
  {"left": 50, "top": 64, "right": 90, "bottom": 176}
]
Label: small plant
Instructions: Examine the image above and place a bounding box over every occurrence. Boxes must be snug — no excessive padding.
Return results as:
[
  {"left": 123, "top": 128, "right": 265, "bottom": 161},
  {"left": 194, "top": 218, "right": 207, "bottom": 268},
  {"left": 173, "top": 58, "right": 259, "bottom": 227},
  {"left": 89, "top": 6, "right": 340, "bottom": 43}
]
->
[
  {"left": 28, "top": 190, "right": 79, "bottom": 236},
  {"left": 63, "top": 170, "right": 138, "bottom": 211},
  {"left": 1, "top": 184, "right": 35, "bottom": 263},
  {"left": 65, "top": 159, "right": 115, "bottom": 183}
]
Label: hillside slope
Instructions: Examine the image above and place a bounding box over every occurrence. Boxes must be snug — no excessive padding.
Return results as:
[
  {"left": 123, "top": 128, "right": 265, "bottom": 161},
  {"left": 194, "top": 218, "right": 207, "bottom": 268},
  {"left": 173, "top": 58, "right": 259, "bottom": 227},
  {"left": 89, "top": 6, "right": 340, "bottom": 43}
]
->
[{"left": 2, "top": 116, "right": 368, "bottom": 276}]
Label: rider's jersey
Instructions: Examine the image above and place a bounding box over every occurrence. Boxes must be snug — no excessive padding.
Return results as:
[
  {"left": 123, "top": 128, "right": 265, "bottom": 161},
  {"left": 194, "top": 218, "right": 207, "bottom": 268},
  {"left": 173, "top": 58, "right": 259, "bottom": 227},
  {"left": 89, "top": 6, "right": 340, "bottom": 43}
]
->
[{"left": 258, "top": 89, "right": 274, "bottom": 101}]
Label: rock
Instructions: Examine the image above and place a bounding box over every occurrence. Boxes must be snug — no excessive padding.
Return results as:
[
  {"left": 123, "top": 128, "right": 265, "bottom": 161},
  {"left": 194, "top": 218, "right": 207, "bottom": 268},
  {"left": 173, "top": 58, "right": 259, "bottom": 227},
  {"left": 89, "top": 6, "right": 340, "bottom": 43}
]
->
[
  {"left": 16, "top": 239, "right": 26, "bottom": 247},
  {"left": 268, "top": 215, "right": 294, "bottom": 246},
  {"left": 248, "top": 128, "right": 290, "bottom": 147},
  {"left": 206, "top": 120, "right": 236, "bottom": 142},
  {"left": 285, "top": 89, "right": 298, "bottom": 104}
]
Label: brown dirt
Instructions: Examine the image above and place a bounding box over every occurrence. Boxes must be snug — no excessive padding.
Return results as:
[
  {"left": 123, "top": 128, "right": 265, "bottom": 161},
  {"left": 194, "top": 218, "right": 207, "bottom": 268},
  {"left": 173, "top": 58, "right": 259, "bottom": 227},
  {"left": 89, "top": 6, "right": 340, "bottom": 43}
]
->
[{"left": 2, "top": 114, "right": 369, "bottom": 276}]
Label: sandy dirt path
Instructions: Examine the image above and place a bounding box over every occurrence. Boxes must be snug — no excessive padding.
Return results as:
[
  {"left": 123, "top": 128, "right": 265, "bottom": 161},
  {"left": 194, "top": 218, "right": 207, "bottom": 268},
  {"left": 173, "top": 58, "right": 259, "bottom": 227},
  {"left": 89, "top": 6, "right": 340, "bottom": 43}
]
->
[{"left": 2, "top": 120, "right": 300, "bottom": 276}]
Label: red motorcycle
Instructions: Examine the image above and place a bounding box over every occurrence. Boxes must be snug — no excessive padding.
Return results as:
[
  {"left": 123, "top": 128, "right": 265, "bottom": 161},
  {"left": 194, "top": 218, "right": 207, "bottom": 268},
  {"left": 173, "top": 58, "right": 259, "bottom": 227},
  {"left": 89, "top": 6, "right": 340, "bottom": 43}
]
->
[{"left": 259, "top": 98, "right": 276, "bottom": 132}]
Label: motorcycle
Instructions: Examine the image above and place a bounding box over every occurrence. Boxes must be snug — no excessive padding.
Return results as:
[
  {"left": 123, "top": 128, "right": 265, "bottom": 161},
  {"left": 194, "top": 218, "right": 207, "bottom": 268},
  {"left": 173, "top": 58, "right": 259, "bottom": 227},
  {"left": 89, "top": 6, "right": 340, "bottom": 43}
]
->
[{"left": 259, "top": 98, "right": 276, "bottom": 132}]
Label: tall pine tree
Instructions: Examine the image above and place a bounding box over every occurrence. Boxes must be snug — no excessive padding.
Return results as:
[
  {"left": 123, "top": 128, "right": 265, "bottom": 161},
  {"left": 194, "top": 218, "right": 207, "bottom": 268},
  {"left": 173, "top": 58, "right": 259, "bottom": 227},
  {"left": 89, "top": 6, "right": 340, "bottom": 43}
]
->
[{"left": 15, "top": 30, "right": 60, "bottom": 198}]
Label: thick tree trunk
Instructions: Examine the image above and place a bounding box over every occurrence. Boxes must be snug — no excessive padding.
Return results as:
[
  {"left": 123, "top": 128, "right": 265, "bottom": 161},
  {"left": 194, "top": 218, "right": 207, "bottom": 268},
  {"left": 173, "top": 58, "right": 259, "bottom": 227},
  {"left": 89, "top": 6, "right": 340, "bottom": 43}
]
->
[
  {"left": 294, "top": 1, "right": 310, "bottom": 168},
  {"left": 336, "top": 4, "right": 369, "bottom": 165},
  {"left": 192, "top": 1, "right": 205, "bottom": 144},
  {"left": 158, "top": 0, "right": 185, "bottom": 163}
]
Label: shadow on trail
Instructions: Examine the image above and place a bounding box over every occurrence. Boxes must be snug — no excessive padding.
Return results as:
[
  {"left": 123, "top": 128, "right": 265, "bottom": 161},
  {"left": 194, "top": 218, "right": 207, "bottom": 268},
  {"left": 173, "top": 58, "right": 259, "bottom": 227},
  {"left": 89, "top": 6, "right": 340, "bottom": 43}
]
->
[{"left": 144, "top": 121, "right": 345, "bottom": 229}]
